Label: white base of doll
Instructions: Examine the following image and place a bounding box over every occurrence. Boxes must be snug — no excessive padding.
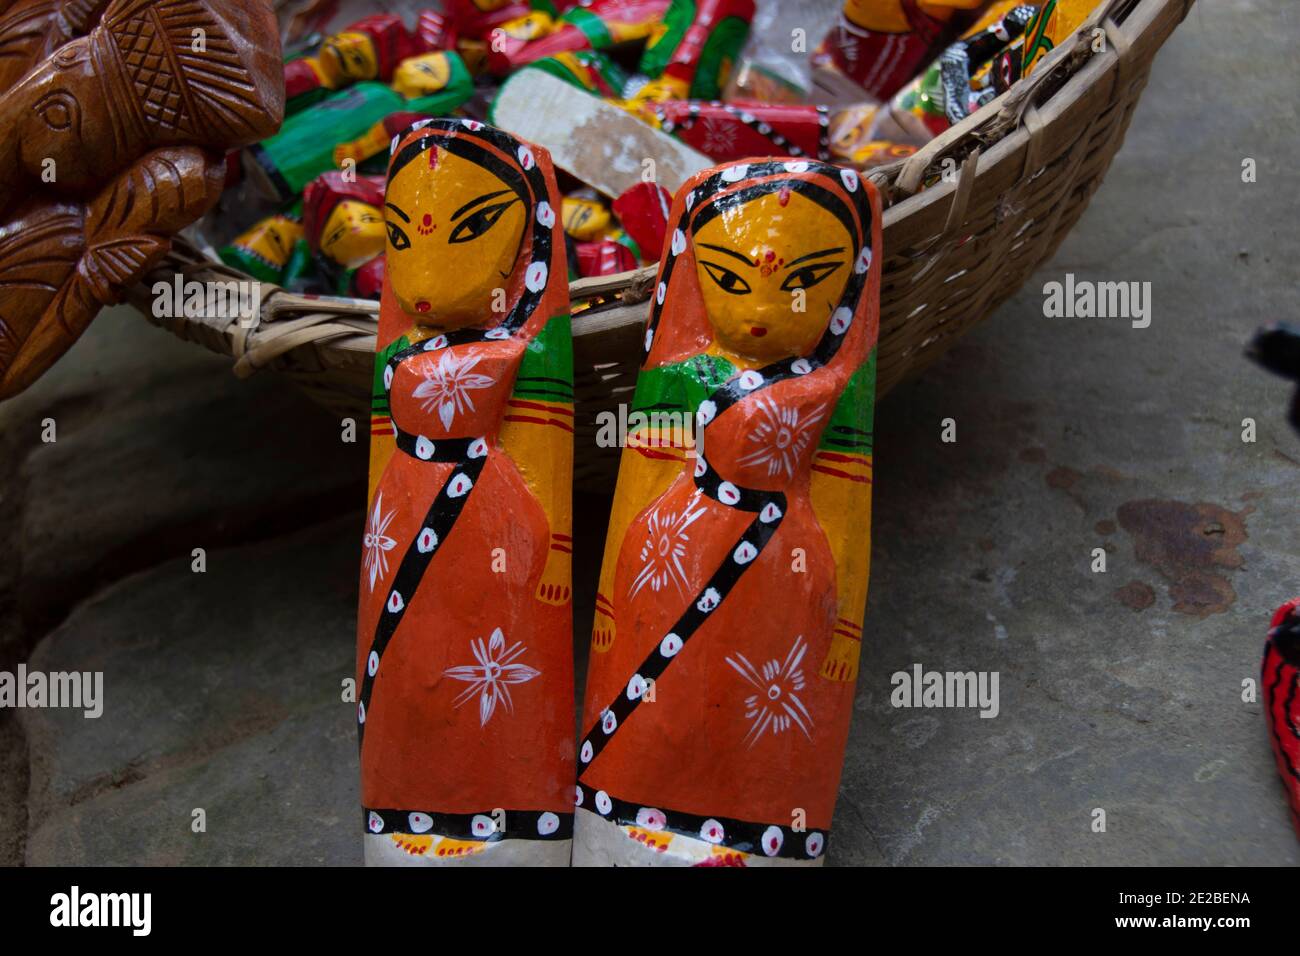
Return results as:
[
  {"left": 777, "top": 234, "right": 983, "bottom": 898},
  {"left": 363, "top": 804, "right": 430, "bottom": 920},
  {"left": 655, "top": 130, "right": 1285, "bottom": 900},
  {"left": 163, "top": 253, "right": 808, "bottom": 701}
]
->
[
  {"left": 571, "top": 807, "right": 823, "bottom": 867},
  {"left": 364, "top": 832, "right": 572, "bottom": 866}
]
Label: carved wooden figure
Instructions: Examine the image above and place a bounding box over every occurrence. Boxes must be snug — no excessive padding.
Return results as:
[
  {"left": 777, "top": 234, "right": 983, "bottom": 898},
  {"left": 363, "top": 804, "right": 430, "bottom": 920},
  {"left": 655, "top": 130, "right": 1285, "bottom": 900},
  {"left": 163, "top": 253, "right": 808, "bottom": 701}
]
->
[
  {"left": 358, "top": 120, "right": 575, "bottom": 865},
  {"left": 576, "top": 159, "right": 881, "bottom": 866},
  {"left": 0, "top": 0, "right": 284, "bottom": 399},
  {"left": 0, "top": 0, "right": 111, "bottom": 92}
]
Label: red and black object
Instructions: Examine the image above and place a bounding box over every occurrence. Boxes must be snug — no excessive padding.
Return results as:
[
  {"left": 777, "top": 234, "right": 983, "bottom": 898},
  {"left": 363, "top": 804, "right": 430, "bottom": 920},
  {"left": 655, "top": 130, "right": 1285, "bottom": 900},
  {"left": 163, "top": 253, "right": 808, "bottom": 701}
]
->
[
  {"left": 575, "top": 239, "right": 637, "bottom": 278},
  {"left": 443, "top": 0, "right": 534, "bottom": 43},
  {"left": 611, "top": 182, "right": 671, "bottom": 264},
  {"left": 485, "top": 0, "right": 671, "bottom": 75},
  {"left": 814, "top": 0, "right": 966, "bottom": 102},
  {"left": 652, "top": 101, "right": 832, "bottom": 163},
  {"left": 285, "top": 12, "right": 441, "bottom": 112},
  {"left": 352, "top": 255, "right": 386, "bottom": 299},
  {"left": 1263, "top": 597, "right": 1300, "bottom": 839}
]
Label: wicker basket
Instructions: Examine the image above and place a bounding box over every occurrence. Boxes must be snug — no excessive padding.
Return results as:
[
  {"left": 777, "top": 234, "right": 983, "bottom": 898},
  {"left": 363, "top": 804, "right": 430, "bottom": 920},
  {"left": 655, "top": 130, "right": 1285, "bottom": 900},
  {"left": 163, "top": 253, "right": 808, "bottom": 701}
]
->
[{"left": 125, "top": 0, "right": 1196, "bottom": 492}]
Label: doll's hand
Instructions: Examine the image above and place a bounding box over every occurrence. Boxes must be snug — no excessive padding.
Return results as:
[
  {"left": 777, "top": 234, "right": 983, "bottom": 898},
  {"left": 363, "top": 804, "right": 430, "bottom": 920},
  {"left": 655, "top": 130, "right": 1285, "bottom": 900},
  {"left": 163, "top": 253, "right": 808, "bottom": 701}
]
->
[
  {"left": 535, "top": 546, "right": 571, "bottom": 606},
  {"left": 591, "top": 592, "right": 616, "bottom": 652},
  {"left": 818, "top": 603, "right": 863, "bottom": 682}
]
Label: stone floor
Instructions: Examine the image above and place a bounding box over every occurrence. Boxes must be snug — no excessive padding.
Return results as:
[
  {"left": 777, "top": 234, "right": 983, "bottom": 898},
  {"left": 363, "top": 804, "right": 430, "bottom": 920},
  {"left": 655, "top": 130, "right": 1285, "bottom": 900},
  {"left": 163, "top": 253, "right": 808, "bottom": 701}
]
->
[{"left": 1, "top": 0, "right": 1297, "bottom": 866}]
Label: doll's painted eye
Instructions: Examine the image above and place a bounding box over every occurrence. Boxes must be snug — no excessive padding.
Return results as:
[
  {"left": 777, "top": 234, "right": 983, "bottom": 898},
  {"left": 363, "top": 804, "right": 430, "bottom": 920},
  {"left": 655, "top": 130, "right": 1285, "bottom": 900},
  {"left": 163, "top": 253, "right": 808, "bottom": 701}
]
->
[
  {"left": 386, "top": 220, "right": 410, "bottom": 251},
  {"left": 700, "top": 261, "right": 752, "bottom": 295},
  {"left": 448, "top": 200, "right": 515, "bottom": 245},
  {"left": 780, "top": 261, "right": 842, "bottom": 292}
]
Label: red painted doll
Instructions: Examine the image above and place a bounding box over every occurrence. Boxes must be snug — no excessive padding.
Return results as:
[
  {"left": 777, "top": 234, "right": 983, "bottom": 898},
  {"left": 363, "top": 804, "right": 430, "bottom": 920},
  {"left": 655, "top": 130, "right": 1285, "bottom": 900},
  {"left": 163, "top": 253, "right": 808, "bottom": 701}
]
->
[
  {"left": 576, "top": 159, "right": 882, "bottom": 865},
  {"left": 357, "top": 120, "right": 575, "bottom": 865}
]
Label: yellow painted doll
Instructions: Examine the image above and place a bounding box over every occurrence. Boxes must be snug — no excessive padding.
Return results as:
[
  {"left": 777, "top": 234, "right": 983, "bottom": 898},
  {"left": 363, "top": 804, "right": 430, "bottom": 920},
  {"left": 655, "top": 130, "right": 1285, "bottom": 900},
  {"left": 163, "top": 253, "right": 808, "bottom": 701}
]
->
[
  {"left": 576, "top": 159, "right": 882, "bottom": 865},
  {"left": 358, "top": 119, "right": 575, "bottom": 865}
]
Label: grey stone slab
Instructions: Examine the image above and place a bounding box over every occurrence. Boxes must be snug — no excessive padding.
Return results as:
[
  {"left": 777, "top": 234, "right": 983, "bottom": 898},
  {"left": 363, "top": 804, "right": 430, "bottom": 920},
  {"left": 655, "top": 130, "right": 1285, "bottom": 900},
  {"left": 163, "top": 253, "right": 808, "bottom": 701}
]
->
[
  {"left": 21, "top": 517, "right": 362, "bottom": 864},
  {"left": 829, "top": 0, "right": 1300, "bottom": 865},
  {"left": 4, "top": 306, "right": 366, "bottom": 636}
]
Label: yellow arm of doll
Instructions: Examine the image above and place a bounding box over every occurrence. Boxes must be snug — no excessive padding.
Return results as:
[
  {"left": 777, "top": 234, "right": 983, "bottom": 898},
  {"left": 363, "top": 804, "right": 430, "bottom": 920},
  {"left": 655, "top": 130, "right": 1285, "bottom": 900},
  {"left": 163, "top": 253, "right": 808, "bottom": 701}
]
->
[
  {"left": 810, "top": 452, "right": 873, "bottom": 681},
  {"left": 808, "top": 358, "right": 877, "bottom": 682},
  {"left": 335, "top": 119, "right": 394, "bottom": 168},
  {"left": 499, "top": 316, "right": 577, "bottom": 606},
  {"left": 591, "top": 414, "right": 689, "bottom": 651},
  {"left": 500, "top": 398, "right": 574, "bottom": 606}
]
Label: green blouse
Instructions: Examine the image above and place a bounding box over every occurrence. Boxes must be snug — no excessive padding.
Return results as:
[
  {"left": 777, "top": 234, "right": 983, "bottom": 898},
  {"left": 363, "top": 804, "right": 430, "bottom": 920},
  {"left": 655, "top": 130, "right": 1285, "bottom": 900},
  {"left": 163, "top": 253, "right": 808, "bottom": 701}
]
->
[
  {"left": 629, "top": 348, "right": 877, "bottom": 456},
  {"left": 370, "top": 314, "right": 574, "bottom": 420}
]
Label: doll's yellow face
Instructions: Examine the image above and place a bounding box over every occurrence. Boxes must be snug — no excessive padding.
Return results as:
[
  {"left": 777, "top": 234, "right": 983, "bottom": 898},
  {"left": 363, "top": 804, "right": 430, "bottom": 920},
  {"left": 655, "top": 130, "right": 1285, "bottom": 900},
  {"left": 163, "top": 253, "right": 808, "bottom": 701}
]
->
[
  {"left": 385, "top": 147, "right": 527, "bottom": 329},
  {"left": 391, "top": 53, "right": 452, "bottom": 98},
  {"left": 561, "top": 196, "right": 610, "bottom": 241},
  {"left": 693, "top": 189, "right": 853, "bottom": 364},
  {"left": 320, "top": 201, "right": 385, "bottom": 268},
  {"left": 236, "top": 215, "right": 303, "bottom": 267},
  {"left": 318, "top": 32, "right": 378, "bottom": 87},
  {"left": 498, "top": 11, "right": 555, "bottom": 41}
]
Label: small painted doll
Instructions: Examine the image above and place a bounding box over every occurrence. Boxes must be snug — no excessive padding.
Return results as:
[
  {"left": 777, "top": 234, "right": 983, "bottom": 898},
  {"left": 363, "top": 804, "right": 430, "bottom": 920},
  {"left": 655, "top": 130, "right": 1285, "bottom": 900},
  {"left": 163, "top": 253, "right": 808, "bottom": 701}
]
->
[
  {"left": 878, "top": 2, "right": 1038, "bottom": 143},
  {"left": 219, "top": 209, "right": 311, "bottom": 286},
  {"left": 811, "top": 0, "right": 986, "bottom": 102},
  {"left": 486, "top": 0, "right": 670, "bottom": 75},
  {"left": 1263, "top": 598, "right": 1300, "bottom": 839},
  {"left": 302, "top": 172, "right": 387, "bottom": 293},
  {"left": 358, "top": 119, "right": 575, "bottom": 865},
  {"left": 635, "top": 0, "right": 754, "bottom": 102},
  {"left": 284, "top": 13, "right": 436, "bottom": 115},
  {"left": 249, "top": 52, "right": 473, "bottom": 202},
  {"left": 511, "top": 49, "right": 631, "bottom": 99},
  {"left": 1014, "top": 0, "right": 1097, "bottom": 77},
  {"left": 334, "top": 111, "right": 435, "bottom": 169},
  {"left": 575, "top": 159, "right": 881, "bottom": 865},
  {"left": 611, "top": 182, "right": 672, "bottom": 264}
]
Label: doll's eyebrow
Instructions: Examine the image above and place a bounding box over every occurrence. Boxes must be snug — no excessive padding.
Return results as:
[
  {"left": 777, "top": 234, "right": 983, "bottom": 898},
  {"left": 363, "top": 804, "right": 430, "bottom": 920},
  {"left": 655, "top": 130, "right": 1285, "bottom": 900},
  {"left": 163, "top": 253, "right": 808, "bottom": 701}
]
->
[
  {"left": 385, "top": 202, "right": 409, "bottom": 222},
  {"left": 451, "top": 190, "right": 513, "bottom": 221},
  {"left": 784, "top": 247, "right": 845, "bottom": 268},
  {"left": 698, "top": 243, "right": 755, "bottom": 267}
]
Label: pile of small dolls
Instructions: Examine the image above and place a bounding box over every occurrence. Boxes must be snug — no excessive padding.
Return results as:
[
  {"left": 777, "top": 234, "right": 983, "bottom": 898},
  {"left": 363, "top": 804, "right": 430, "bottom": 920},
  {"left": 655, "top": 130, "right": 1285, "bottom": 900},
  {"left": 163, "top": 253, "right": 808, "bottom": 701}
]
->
[{"left": 218, "top": 0, "right": 1097, "bottom": 300}]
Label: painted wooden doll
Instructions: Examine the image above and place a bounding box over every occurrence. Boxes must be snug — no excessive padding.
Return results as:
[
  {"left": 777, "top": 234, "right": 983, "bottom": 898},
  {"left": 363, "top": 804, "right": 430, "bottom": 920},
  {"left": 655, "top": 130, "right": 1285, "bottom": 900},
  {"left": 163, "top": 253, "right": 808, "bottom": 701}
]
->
[
  {"left": 576, "top": 159, "right": 881, "bottom": 866},
  {"left": 219, "top": 210, "right": 309, "bottom": 285},
  {"left": 302, "top": 172, "right": 387, "bottom": 294},
  {"left": 812, "top": 0, "right": 985, "bottom": 102},
  {"left": 358, "top": 119, "right": 575, "bottom": 865},
  {"left": 249, "top": 51, "right": 472, "bottom": 202},
  {"left": 284, "top": 12, "right": 437, "bottom": 115}
]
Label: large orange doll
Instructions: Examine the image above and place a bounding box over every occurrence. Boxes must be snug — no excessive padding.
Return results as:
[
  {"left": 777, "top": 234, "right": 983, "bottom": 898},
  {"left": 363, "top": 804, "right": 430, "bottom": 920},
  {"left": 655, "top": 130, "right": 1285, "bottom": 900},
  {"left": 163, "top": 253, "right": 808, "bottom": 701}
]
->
[
  {"left": 576, "top": 159, "right": 881, "bottom": 865},
  {"left": 357, "top": 120, "right": 574, "bottom": 865}
]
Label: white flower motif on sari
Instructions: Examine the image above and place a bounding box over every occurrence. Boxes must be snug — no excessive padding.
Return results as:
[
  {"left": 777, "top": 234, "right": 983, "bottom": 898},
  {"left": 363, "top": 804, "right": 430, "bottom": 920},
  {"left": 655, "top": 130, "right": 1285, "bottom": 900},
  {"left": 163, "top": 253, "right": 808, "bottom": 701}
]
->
[
  {"left": 725, "top": 636, "right": 814, "bottom": 748},
  {"left": 737, "top": 398, "right": 825, "bottom": 479},
  {"left": 413, "top": 350, "right": 494, "bottom": 431},
  {"left": 444, "top": 628, "right": 541, "bottom": 726},
  {"left": 630, "top": 491, "right": 707, "bottom": 600},
  {"left": 362, "top": 492, "right": 397, "bottom": 592}
]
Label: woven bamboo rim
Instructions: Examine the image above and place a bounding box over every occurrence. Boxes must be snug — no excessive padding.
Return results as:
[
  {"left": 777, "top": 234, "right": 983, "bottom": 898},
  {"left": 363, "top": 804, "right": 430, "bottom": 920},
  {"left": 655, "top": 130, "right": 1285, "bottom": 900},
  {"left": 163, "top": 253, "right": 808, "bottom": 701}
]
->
[{"left": 126, "top": 0, "right": 1196, "bottom": 491}]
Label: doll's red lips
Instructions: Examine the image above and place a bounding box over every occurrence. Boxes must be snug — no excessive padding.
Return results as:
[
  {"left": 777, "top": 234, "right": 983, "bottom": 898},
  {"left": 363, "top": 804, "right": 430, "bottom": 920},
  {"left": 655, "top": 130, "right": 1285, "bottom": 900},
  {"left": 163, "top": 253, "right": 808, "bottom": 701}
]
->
[
  {"left": 416, "top": 300, "right": 431, "bottom": 313},
  {"left": 749, "top": 326, "right": 767, "bottom": 337}
]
